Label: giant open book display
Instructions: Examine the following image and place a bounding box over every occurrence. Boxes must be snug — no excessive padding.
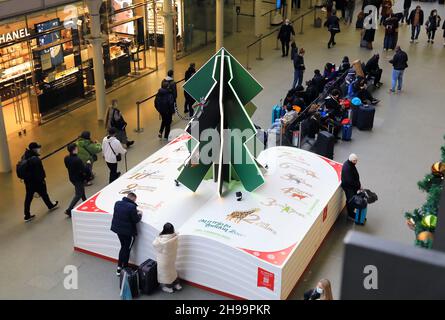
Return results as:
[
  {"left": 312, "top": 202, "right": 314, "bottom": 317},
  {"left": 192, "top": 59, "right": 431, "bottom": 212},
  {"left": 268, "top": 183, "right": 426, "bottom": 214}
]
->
[{"left": 72, "top": 49, "right": 345, "bottom": 299}]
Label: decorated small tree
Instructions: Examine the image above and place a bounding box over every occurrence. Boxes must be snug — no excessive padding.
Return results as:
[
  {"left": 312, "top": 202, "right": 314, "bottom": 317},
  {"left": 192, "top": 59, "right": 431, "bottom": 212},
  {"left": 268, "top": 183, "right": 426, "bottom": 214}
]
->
[{"left": 405, "top": 135, "right": 445, "bottom": 248}]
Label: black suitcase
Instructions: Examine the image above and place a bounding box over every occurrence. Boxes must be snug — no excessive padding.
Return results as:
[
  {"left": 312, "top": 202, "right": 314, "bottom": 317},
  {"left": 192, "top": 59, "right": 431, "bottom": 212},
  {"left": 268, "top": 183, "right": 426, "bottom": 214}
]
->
[
  {"left": 120, "top": 267, "right": 139, "bottom": 298},
  {"left": 138, "top": 259, "right": 159, "bottom": 294},
  {"left": 311, "top": 131, "right": 335, "bottom": 159},
  {"left": 356, "top": 104, "right": 375, "bottom": 130}
]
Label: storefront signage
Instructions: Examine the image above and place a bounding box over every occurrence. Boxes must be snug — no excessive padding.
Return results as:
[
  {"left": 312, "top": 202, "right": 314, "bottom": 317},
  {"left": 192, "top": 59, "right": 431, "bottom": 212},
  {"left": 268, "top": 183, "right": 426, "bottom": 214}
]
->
[{"left": 0, "top": 28, "right": 31, "bottom": 45}]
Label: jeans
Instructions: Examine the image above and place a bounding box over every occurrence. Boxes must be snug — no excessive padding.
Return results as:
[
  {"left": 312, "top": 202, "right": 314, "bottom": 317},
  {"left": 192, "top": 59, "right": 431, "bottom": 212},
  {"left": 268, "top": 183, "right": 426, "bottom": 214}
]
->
[
  {"left": 67, "top": 181, "right": 87, "bottom": 213},
  {"left": 427, "top": 29, "right": 436, "bottom": 40},
  {"left": 117, "top": 234, "right": 135, "bottom": 268},
  {"left": 292, "top": 69, "right": 304, "bottom": 88},
  {"left": 24, "top": 181, "right": 54, "bottom": 217},
  {"left": 392, "top": 69, "right": 404, "bottom": 91},
  {"left": 106, "top": 162, "right": 120, "bottom": 184},
  {"left": 159, "top": 113, "right": 173, "bottom": 139},
  {"left": 411, "top": 25, "right": 421, "bottom": 40}
]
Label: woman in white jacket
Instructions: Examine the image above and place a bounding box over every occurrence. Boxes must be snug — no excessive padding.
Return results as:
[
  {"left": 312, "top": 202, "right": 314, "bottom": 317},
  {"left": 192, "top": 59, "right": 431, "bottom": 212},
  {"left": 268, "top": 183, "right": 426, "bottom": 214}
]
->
[{"left": 153, "top": 223, "right": 182, "bottom": 293}]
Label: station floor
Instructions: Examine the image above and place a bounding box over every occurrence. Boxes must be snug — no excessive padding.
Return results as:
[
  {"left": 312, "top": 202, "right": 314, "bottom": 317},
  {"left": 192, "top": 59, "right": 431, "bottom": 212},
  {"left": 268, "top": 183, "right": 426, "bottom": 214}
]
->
[{"left": 1, "top": 0, "right": 445, "bottom": 299}]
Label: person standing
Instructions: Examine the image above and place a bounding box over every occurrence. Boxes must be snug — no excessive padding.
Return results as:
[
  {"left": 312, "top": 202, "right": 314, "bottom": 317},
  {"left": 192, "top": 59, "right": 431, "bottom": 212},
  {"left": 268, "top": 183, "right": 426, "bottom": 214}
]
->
[
  {"left": 153, "top": 223, "right": 182, "bottom": 293},
  {"left": 20, "top": 142, "right": 59, "bottom": 222},
  {"left": 389, "top": 46, "right": 408, "bottom": 93},
  {"left": 402, "top": 0, "right": 411, "bottom": 24},
  {"left": 102, "top": 128, "right": 127, "bottom": 183},
  {"left": 161, "top": 69, "right": 178, "bottom": 103},
  {"left": 277, "top": 19, "right": 295, "bottom": 57},
  {"left": 426, "top": 9, "right": 441, "bottom": 44},
  {"left": 155, "top": 81, "right": 176, "bottom": 140},
  {"left": 105, "top": 99, "right": 134, "bottom": 148},
  {"left": 325, "top": 10, "right": 341, "bottom": 49},
  {"left": 76, "top": 131, "right": 102, "bottom": 185},
  {"left": 292, "top": 48, "right": 305, "bottom": 89},
  {"left": 341, "top": 153, "right": 361, "bottom": 220},
  {"left": 383, "top": 12, "right": 399, "bottom": 51},
  {"left": 345, "top": 0, "right": 355, "bottom": 25},
  {"left": 64, "top": 144, "right": 87, "bottom": 218},
  {"left": 111, "top": 192, "right": 143, "bottom": 276},
  {"left": 183, "top": 63, "right": 196, "bottom": 116},
  {"left": 408, "top": 5, "right": 424, "bottom": 43},
  {"left": 304, "top": 279, "right": 334, "bottom": 300}
]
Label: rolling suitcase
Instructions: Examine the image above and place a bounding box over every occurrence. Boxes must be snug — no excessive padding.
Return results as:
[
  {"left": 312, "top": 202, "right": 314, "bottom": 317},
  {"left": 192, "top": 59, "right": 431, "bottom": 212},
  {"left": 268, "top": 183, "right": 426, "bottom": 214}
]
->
[
  {"left": 311, "top": 131, "right": 335, "bottom": 159},
  {"left": 356, "top": 104, "right": 375, "bottom": 130},
  {"left": 342, "top": 124, "right": 352, "bottom": 141},
  {"left": 355, "top": 206, "right": 368, "bottom": 225},
  {"left": 271, "top": 101, "right": 285, "bottom": 124},
  {"left": 138, "top": 259, "right": 159, "bottom": 295},
  {"left": 120, "top": 267, "right": 139, "bottom": 298}
]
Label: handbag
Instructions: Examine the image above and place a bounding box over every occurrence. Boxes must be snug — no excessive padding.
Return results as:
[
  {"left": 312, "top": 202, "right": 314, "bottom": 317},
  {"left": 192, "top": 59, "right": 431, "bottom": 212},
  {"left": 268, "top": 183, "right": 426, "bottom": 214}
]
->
[{"left": 108, "top": 141, "right": 122, "bottom": 162}]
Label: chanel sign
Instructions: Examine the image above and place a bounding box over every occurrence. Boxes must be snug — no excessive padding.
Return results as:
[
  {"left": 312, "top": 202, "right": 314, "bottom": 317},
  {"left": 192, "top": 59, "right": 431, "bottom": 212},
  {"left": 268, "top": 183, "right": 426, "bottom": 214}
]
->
[{"left": 0, "top": 28, "right": 31, "bottom": 45}]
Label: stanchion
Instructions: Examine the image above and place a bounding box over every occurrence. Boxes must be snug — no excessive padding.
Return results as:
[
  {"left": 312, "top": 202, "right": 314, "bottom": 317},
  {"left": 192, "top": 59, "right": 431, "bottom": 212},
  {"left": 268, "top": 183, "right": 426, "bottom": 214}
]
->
[
  {"left": 246, "top": 47, "right": 251, "bottom": 70},
  {"left": 300, "top": 16, "right": 304, "bottom": 34},
  {"left": 256, "top": 37, "right": 264, "bottom": 61},
  {"left": 134, "top": 101, "right": 144, "bottom": 133},
  {"left": 275, "top": 36, "right": 280, "bottom": 50}
]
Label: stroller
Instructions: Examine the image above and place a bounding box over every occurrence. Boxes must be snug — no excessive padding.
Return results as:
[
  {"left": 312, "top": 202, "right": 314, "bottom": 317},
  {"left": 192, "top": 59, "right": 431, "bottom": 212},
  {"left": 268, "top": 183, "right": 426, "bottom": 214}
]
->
[{"left": 349, "top": 189, "right": 378, "bottom": 225}]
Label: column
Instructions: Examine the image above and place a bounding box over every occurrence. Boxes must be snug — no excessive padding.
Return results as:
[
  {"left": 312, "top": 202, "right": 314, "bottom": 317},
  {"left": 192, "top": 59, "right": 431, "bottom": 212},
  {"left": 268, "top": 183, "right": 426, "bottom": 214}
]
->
[
  {"left": 254, "top": 0, "right": 262, "bottom": 37},
  {"left": 86, "top": 0, "right": 107, "bottom": 122},
  {"left": 216, "top": 0, "right": 224, "bottom": 50},
  {"left": 0, "top": 98, "right": 11, "bottom": 173},
  {"left": 162, "top": 0, "right": 174, "bottom": 72}
]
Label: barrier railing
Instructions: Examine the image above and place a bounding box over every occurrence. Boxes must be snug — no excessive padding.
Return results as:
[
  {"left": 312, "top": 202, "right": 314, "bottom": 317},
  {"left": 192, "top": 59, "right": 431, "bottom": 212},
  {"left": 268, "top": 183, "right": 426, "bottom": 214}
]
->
[
  {"left": 245, "top": 7, "right": 316, "bottom": 70},
  {"left": 134, "top": 78, "right": 185, "bottom": 133}
]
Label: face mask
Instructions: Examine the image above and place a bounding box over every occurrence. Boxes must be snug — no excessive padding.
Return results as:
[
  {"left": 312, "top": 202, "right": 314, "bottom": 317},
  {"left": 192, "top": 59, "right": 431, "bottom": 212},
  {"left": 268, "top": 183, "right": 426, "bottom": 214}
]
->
[
  {"left": 35, "top": 148, "right": 41, "bottom": 155},
  {"left": 316, "top": 287, "right": 324, "bottom": 294}
]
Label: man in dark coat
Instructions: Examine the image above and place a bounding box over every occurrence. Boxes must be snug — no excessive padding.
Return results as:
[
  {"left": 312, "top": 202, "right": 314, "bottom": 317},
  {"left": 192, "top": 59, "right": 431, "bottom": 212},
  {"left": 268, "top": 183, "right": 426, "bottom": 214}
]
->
[
  {"left": 155, "top": 81, "right": 176, "bottom": 140},
  {"left": 389, "top": 45, "right": 408, "bottom": 92},
  {"left": 111, "top": 192, "right": 143, "bottom": 276},
  {"left": 183, "top": 63, "right": 196, "bottom": 116},
  {"left": 161, "top": 69, "right": 177, "bottom": 102},
  {"left": 408, "top": 5, "right": 424, "bottom": 43},
  {"left": 277, "top": 19, "right": 295, "bottom": 57},
  {"left": 64, "top": 143, "right": 87, "bottom": 218},
  {"left": 364, "top": 53, "right": 383, "bottom": 87},
  {"left": 341, "top": 153, "right": 361, "bottom": 219},
  {"left": 21, "top": 142, "right": 58, "bottom": 222}
]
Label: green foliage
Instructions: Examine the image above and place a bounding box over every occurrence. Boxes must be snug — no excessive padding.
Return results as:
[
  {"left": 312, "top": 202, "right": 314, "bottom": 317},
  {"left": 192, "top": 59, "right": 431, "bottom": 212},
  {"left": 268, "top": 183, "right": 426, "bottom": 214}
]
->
[{"left": 405, "top": 135, "right": 445, "bottom": 248}]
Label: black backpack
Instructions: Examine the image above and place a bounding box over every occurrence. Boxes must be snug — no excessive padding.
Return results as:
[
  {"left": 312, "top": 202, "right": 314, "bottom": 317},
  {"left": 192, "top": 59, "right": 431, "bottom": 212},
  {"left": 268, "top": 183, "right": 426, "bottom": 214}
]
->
[{"left": 16, "top": 156, "right": 31, "bottom": 180}]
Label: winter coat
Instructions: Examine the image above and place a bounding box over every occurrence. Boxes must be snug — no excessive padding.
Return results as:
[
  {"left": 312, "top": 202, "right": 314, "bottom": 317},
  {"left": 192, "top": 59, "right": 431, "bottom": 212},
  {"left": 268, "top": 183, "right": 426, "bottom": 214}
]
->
[
  {"left": 161, "top": 76, "right": 177, "bottom": 100},
  {"left": 102, "top": 136, "right": 127, "bottom": 164},
  {"left": 76, "top": 138, "right": 102, "bottom": 164},
  {"left": 408, "top": 9, "right": 424, "bottom": 26},
  {"left": 325, "top": 15, "right": 340, "bottom": 33},
  {"left": 426, "top": 15, "right": 441, "bottom": 31},
  {"left": 110, "top": 197, "right": 142, "bottom": 237},
  {"left": 106, "top": 107, "right": 127, "bottom": 131},
  {"left": 153, "top": 233, "right": 179, "bottom": 284},
  {"left": 64, "top": 153, "right": 86, "bottom": 184},
  {"left": 365, "top": 55, "right": 380, "bottom": 73},
  {"left": 389, "top": 49, "right": 408, "bottom": 70},
  {"left": 383, "top": 16, "right": 399, "bottom": 35},
  {"left": 22, "top": 149, "right": 46, "bottom": 185},
  {"left": 293, "top": 54, "right": 305, "bottom": 71},
  {"left": 341, "top": 160, "right": 361, "bottom": 192},
  {"left": 277, "top": 24, "right": 295, "bottom": 42},
  {"left": 155, "top": 88, "right": 175, "bottom": 115}
]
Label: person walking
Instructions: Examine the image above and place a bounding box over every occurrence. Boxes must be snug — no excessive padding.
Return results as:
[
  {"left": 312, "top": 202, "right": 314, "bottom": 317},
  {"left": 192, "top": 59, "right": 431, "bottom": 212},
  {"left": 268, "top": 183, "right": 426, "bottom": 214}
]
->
[
  {"left": 105, "top": 99, "right": 134, "bottom": 148},
  {"left": 389, "top": 46, "right": 408, "bottom": 93},
  {"left": 345, "top": 0, "right": 355, "bottom": 25},
  {"left": 304, "top": 279, "right": 334, "bottom": 300},
  {"left": 64, "top": 143, "right": 87, "bottom": 218},
  {"left": 277, "top": 19, "right": 295, "bottom": 57},
  {"left": 341, "top": 154, "right": 361, "bottom": 220},
  {"left": 183, "top": 63, "right": 196, "bottom": 116},
  {"left": 76, "top": 131, "right": 102, "bottom": 185},
  {"left": 161, "top": 69, "right": 178, "bottom": 103},
  {"left": 102, "top": 127, "right": 127, "bottom": 183},
  {"left": 426, "top": 9, "right": 441, "bottom": 44},
  {"left": 111, "top": 192, "right": 143, "bottom": 276},
  {"left": 155, "top": 81, "right": 176, "bottom": 141},
  {"left": 408, "top": 5, "right": 424, "bottom": 43},
  {"left": 325, "top": 10, "right": 341, "bottom": 49},
  {"left": 292, "top": 48, "right": 305, "bottom": 89},
  {"left": 402, "top": 0, "right": 411, "bottom": 24},
  {"left": 153, "top": 222, "right": 182, "bottom": 293},
  {"left": 20, "top": 142, "right": 59, "bottom": 222}
]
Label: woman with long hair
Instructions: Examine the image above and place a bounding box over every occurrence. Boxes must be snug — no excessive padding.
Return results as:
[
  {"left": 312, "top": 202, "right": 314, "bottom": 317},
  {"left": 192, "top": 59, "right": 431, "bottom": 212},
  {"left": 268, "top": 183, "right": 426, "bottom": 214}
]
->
[{"left": 303, "top": 278, "right": 334, "bottom": 300}]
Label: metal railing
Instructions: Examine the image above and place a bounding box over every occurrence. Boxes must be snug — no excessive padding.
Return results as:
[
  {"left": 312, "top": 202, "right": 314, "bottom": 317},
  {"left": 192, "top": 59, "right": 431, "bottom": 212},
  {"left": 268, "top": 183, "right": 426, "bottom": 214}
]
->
[
  {"left": 134, "top": 78, "right": 185, "bottom": 133},
  {"left": 246, "top": 7, "right": 316, "bottom": 70}
]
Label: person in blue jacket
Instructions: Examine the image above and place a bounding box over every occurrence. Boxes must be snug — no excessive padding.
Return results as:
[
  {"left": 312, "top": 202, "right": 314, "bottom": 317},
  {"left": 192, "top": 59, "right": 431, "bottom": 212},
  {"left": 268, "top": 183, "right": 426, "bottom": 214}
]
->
[{"left": 111, "top": 192, "right": 143, "bottom": 276}]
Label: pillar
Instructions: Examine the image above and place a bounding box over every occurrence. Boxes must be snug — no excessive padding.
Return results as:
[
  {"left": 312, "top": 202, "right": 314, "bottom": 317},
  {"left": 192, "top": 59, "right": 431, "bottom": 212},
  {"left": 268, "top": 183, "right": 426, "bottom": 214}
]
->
[
  {"left": 0, "top": 97, "right": 12, "bottom": 173},
  {"left": 216, "top": 0, "right": 224, "bottom": 50},
  {"left": 254, "top": 0, "right": 262, "bottom": 37},
  {"left": 86, "top": 0, "right": 107, "bottom": 122},
  {"left": 162, "top": 0, "right": 174, "bottom": 72}
]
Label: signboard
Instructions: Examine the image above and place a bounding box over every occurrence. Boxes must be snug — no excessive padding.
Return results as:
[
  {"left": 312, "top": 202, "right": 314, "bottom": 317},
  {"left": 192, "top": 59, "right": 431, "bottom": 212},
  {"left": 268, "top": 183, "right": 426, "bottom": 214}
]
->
[{"left": 0, "top": 28, "right": 31, "bottom": 45}]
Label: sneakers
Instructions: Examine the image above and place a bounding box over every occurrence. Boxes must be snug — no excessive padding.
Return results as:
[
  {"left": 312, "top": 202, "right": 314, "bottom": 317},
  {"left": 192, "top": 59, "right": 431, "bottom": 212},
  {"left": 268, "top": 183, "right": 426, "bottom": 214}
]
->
[
  {"left": 116, "top": 267, "right": 122, "bottom": 277},
  {"left": 415, "top": 39, "right": 419, "bottom": 43},
  {"left": 24, "top": 214, "right": 36, "bottom": 222},
  {"left": 174, "top": 283, "right": 183, "bottom": 291},
  {"left": 410, "top": 39, "right": 414, "bottom": 43},
  {"left": 48, "top": 201, "right": 59, "bottom": 211},
  {"left": 389, "top": 89, "right": 396, "bottom": 93},
  {"left": 162, "top": 286, "right": 174, "bottom": 294}
]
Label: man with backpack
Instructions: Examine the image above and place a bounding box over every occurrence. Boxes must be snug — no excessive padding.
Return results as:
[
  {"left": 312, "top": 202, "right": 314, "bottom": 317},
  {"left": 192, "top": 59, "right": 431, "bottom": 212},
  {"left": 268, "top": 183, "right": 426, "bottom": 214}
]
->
[
  {"left": 64, "top": 143, "right": 88, "bottom": 218},
  {"left": 17, "top": 142, "right": 59, "bottom": 222},
  {"left": 161, "top": 70, "right": 177, "bottom": 103},
  {"left": 155, "top": 81, "right": 176, "bottom": 141},
  {"left": 76, "top": 131, "right": 102, "bottom": 185}
]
